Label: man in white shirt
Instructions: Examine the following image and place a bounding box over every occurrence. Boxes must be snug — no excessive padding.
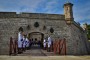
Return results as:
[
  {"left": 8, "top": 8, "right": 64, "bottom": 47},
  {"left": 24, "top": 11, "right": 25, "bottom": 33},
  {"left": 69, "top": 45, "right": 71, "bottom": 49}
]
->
[
  {"left": 47, "top": 36, "right": 52, "bottom": 52},
  {"left": 18, "top": 31, "right": 23, "bottom": 53},
  {"left": 43, "top": 38, "right": 46, "bottom": 50},
  {"left": 26, "top": 37, "right": 30, "bottom": 50},
  {"left": 22, "top": 35, "right": 26, "bottom": 51}
]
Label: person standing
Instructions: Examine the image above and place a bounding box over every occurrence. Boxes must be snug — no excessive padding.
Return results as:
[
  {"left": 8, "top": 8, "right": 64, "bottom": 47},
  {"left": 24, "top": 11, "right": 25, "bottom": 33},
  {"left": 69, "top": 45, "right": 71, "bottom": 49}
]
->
[
  {"left": 22, "top": 35, "right": 26, "bottom": 51},
  {"left": 18, "top": 31, "right": 23, "bottom": 54},
  {"left": 25, "top": 37, "right": 30, "bottom": 50},
  {"left": 43, "top": 38, "right": 46, "bottom": 50},
  {"left": 47, "top": 36, "right": 52, "bottom": 52},
  {"left": 29, "top": 39, "right": 32, "bottom": 49}
]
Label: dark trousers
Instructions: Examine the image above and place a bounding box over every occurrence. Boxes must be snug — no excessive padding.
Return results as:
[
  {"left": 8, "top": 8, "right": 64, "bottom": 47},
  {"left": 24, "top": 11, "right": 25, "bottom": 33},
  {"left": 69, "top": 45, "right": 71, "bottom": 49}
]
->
[
  {"left": 43, "top": 47, "right": 46, "bottom": 50},
  {"left": 47, "top": 47, "right": 50, "bottom": 52},
  {"left": 18, "top": 48, "right": 22, "bottom": 54},
  {"left": 22, "top": 47, "right": 26, "bottom": 51}
]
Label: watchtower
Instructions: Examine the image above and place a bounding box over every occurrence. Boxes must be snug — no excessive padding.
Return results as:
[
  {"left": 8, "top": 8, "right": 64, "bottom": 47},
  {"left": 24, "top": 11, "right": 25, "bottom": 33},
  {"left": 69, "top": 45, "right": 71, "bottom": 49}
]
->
[{"left": 64, "top": 2, "right": 74, "bottom": 24}]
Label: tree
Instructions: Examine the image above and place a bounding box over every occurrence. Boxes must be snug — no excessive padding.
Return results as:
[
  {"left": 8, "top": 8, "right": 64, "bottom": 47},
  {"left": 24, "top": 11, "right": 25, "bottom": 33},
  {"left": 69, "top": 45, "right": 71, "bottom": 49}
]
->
[{"left": 87, "top": 25, "right": 90, "bottom": 39}]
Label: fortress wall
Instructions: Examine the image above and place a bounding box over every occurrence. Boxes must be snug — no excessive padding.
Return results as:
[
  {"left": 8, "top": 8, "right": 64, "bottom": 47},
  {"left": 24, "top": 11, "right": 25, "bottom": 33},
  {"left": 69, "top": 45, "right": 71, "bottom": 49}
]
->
[
  {"left": 82, "top": 31, "right": 90, "bottom": 54},
  {"left": 0, "top": 12, "right": 65, "bottom": 20},
  {"left": 45, "top": 19, "right": 69, "bottom": 39},
  {"left": 0, "top": 12, "right": 16, "bottom": 18},
  {"left": 68, "top": 24, "right": 88, "bottom": 55},
  {"left": 0, "top": 13, "right": 88, "bottom": 55},
  {"left": 0, "top": 16, "right": 67, "bottom": 55},
  {"left": 45, "top": 19, "right": 75, "bottom": 55},
  {"left": 0, "top": 18, "right": 19, "bottom": 54}
]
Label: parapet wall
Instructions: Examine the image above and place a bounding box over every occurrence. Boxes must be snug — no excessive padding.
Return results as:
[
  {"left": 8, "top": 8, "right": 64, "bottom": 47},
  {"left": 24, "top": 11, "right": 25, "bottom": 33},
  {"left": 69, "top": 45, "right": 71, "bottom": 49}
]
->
[{"left": 0, "top": 12, "right": 65, "bottom": 20}]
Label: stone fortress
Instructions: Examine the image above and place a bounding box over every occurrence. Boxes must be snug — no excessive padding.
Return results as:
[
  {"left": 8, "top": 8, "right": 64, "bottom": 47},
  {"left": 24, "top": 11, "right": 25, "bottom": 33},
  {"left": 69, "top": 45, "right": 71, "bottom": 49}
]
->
[{"left": 0, "top": 2, "right": 90, "bottom": 55}]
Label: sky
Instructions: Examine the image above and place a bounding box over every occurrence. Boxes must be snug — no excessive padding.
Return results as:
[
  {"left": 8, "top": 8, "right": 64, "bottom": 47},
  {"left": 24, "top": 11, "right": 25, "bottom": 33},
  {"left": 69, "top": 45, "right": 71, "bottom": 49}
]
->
[{"left": 0, "top": 0, "right": 90, "bottom": 25}]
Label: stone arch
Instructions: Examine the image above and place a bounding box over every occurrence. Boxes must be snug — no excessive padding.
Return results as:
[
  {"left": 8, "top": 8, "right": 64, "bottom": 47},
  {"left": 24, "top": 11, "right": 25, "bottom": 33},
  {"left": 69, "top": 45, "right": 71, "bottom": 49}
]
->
[
  {"left": 28, "top": 32, "right": 44, "bottom": 48},
  {"left": 28, "top": 32, "right": 44, "bottom": 42}
]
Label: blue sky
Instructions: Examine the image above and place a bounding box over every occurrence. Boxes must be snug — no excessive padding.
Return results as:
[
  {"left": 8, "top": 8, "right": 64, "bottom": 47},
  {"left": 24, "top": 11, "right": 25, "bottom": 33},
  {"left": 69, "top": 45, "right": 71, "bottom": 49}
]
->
[{"left": 0, "top": 0, "right": 90, "bottom": 25}]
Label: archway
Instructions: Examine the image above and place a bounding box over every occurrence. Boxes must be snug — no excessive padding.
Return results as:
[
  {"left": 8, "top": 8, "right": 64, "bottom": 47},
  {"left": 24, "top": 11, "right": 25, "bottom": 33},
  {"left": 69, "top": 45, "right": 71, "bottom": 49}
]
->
[{"left": 28, "top": 32, "right": 44, "bottom": 48}]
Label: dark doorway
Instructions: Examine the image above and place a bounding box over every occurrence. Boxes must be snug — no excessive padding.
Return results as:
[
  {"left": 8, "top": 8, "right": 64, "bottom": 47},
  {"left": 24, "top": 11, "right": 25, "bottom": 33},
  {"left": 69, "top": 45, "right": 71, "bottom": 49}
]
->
[{"left": 28, "top": 32, "right": 44, "bottom": 48}]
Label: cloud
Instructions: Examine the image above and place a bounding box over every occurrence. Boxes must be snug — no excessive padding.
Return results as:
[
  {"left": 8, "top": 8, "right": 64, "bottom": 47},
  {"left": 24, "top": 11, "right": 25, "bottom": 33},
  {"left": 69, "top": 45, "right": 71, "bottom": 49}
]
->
[
  {"left": 0, "top": 0, "right": 45, "bottom": 12},
  {"left": 34, "top": 0, "right": 65, "bottom": 14},
  {"left": 18, "top": 0, "right": 46, "bottom": 12},
  {"left": 43, "top": 0, "right": 61, "bottom": 14},
  {"left": 73, "top": 0, "right": 90, "bottom": 24},
  {"left": 0, "top": 0, "right": 90, "bottom": 25}
]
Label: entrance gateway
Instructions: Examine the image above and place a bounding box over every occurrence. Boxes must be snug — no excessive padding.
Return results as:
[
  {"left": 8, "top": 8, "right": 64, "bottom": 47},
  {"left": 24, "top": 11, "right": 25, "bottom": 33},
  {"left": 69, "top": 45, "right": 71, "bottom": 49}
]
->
[{"left": 28, "top": 32, "right": 44, "bottom": 46}]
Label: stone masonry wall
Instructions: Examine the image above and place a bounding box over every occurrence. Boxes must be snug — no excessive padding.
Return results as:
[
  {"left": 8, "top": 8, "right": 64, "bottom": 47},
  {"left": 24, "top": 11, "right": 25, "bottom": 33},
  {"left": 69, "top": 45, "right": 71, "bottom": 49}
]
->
[
  {"left": 68, "top": 23, "right": 88, "bottom": 55},
  {"left": 0, "top": 12, "right": 88, "bottom": 55},
  {"left": 0, "top": 17, "right": 67, "bottom": 55}
]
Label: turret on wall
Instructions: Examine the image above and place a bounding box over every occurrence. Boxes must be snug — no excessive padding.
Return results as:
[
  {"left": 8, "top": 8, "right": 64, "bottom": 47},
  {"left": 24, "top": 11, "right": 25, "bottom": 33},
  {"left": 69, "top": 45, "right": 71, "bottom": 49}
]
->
[
  {"left": 83, "top": 23, "right": 88, "bottom": 31},
  {"left": 64, "top": 2, "right": 74, "bottom": 24}
]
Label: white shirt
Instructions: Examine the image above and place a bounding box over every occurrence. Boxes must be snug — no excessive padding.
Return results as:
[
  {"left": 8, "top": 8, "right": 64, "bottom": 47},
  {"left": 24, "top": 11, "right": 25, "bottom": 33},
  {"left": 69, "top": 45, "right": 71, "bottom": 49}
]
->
[
  {"left": 48, "top": 37, "right": 52, "bottom": 45},
  {"left": 18, "top": 40, "right": 22, "bottom": 48},
  {"left": 26, "top": 38, "right": 29, "bottom": 47},
  {"left": 23, "top": 36, "right": 26, "bottom": 48},
  {"left": 18, "top": 32, "right": 23, "bottom": 48},
  {"left": 48, "top": 37, "right": 52, "bottom": 47},
  {"left": 43, "top": 39, "right": 46, "bottom": 47},
  {"left": 18, "top": 32, "right": 23, "bottom": 41}
]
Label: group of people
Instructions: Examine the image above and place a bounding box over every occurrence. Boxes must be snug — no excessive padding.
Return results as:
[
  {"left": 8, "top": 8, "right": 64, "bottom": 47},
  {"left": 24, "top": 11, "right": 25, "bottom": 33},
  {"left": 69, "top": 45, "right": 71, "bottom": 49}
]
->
[
  {"left": 43, "top": 36, "right": 53, "bottom": 52},
  {"left": 18, "top": 31, "right": 53, "bottom": 53},
  {"left": 18, "top": 31, "right": 30, "bottom": 54},
  {"left": 17, "top": 31, "right": 42, "bottom": 53}
]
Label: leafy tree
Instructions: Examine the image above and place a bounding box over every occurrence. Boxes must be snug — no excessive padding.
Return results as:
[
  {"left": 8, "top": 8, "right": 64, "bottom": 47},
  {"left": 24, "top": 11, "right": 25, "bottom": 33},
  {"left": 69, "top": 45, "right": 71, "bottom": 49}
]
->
[{"left": 87, "top": 25, "right": 90, "bottom": 39}]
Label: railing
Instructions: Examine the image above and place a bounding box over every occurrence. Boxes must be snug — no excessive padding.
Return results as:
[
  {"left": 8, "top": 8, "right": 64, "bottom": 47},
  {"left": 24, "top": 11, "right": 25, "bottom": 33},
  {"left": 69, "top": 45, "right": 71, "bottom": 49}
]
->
[
  {"left": 53, "top": 38, "right": 66, "bottom": 55},
  {"left": 9, "top": 37, "right": 18, "bottom": 55}
]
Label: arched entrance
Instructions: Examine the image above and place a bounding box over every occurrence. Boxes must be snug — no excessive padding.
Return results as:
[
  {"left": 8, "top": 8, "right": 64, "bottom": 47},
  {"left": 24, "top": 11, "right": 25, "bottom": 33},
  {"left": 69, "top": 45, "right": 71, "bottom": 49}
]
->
[{"left": 28, "top": 32, "right": 44, "bottom": 48}]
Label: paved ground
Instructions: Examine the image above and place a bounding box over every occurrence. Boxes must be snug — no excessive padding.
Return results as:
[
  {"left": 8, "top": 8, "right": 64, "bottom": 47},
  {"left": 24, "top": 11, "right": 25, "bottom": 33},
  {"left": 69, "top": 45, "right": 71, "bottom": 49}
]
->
[
  {"left": 0, "top": 56, "right": 90, "bottom": 60},
  {"left": 18, "top": 45, "right": 46, "bottom": 56},
  {"left": 0, "top": 45, "right": 90, "bottom": 60},
  {"left": 18, "top": 45, "right": 55, "bottom": 56}
]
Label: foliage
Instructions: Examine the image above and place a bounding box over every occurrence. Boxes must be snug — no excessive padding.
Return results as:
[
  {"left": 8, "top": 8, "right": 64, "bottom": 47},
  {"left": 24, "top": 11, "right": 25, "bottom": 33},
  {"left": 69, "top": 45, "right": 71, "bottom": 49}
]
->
[{"left": 87, "top": 25, "right": 90, "bottom": 39}]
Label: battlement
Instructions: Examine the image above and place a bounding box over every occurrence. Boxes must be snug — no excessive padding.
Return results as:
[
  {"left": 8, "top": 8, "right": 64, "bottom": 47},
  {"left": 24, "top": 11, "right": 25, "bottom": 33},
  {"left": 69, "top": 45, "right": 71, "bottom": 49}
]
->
[
  {"left": 0, "top": 12, "right": 16, "bottom": 17},
  {"left": 73, "top": 21, "right": 84, "bottom": 32},
  {"left": 0, "top": 12, "right": 65, "bottom": 20},
  {"left": 0, "top": 12, "right": 16, "bottom": 14}
]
